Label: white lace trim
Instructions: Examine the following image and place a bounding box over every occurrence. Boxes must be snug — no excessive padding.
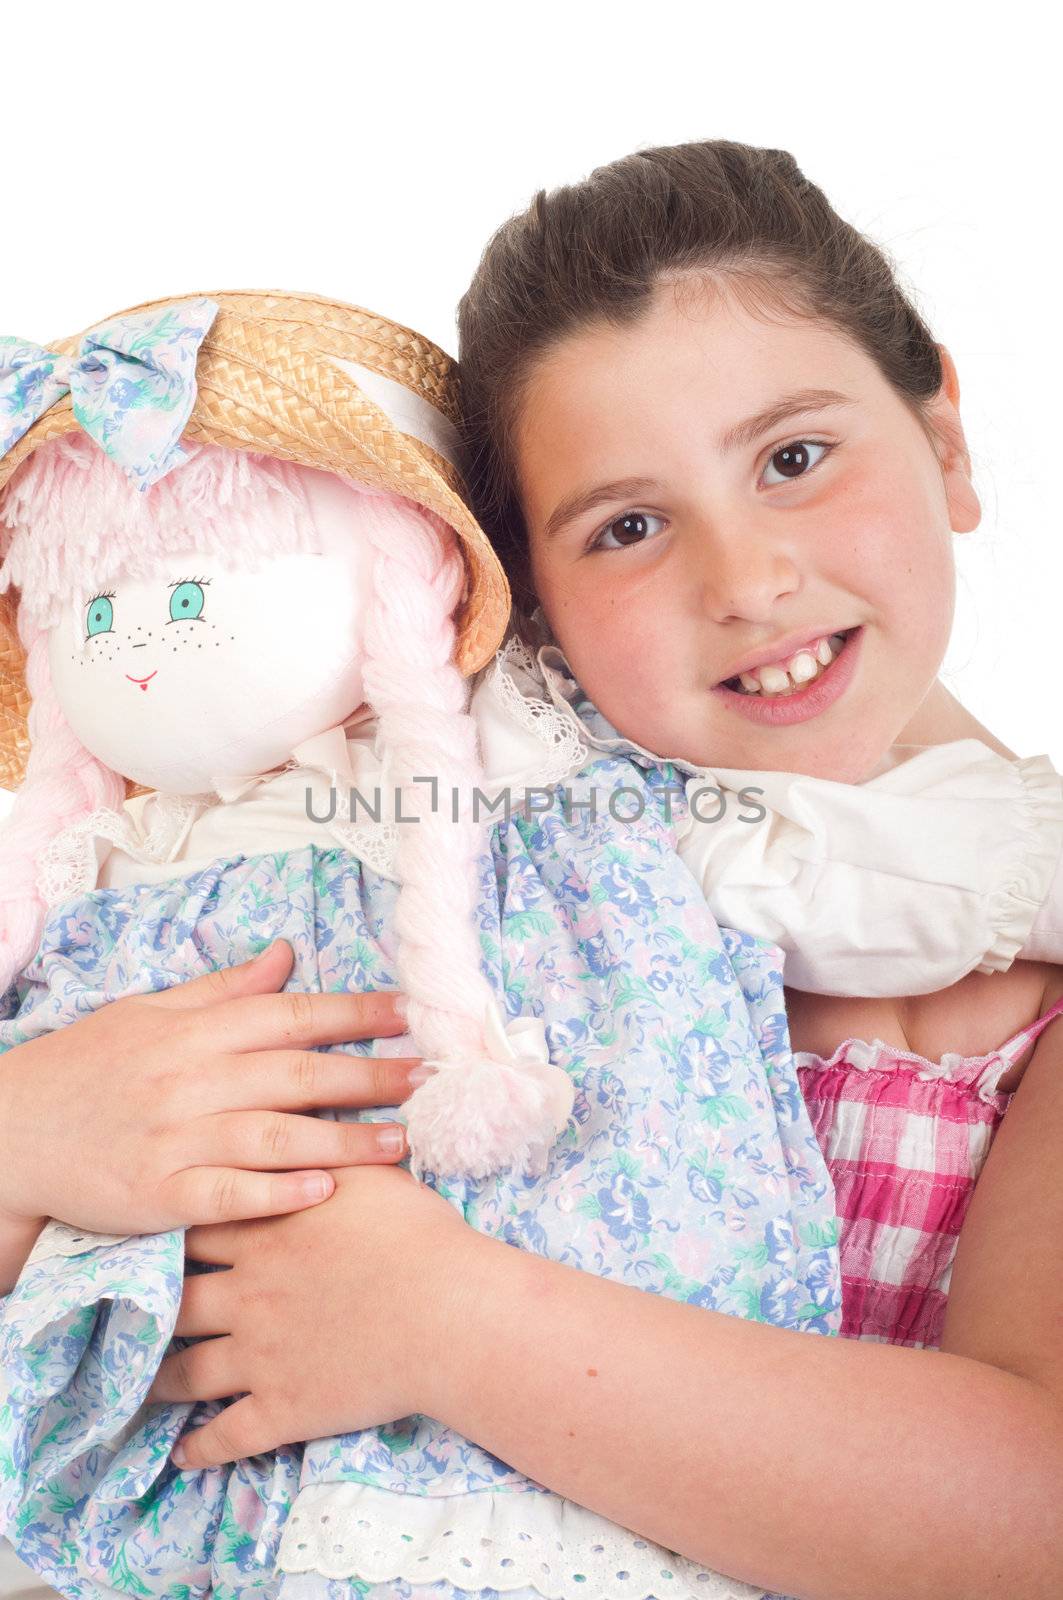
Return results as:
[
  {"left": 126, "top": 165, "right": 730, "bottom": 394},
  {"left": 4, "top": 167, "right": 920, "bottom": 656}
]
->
[
  {"left": 274, "top": 1482, "right": 761, "bottom": 1599},
  {"left": 327, "top": 818, "right": 400, "bottom": 878},
  {"left": 25, "top": 1220, "right": 133, "bottom": 1264},
  {"left": 36, "top": 795, "right": 205, "bottom": 905},
  {"left": 485, "top": 638, "right": 588, "bottom": 788}
]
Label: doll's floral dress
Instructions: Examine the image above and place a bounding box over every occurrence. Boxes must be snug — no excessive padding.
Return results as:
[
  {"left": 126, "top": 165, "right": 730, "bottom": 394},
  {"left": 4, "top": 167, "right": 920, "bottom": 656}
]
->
[{"left": 0, "top": 655, "right": 839, "bottom": 1600}]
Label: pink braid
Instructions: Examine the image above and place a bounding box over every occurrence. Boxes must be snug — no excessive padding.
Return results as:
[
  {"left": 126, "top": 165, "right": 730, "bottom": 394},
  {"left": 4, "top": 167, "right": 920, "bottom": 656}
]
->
[
  {"left": 359, "top": 492, "right": 573, "bottom": 1179},
  {"left": 360, "top": 493, "right": 494, "bottom": 1057},
  {"left": 0, "top": 622, "right": 125, "bottom": 994}
]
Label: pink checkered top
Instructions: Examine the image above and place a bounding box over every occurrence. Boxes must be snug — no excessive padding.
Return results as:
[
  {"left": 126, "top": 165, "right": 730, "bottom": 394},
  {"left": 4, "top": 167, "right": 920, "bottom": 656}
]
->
[{"left": 795, "top": 990, "right": 1063, "bottom": 1348}]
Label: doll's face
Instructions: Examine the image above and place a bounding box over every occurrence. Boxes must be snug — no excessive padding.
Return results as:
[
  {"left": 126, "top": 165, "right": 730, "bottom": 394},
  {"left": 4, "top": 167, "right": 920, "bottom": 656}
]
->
[{"left": 47, "top": 471, "right": 377, "bottom": 793}]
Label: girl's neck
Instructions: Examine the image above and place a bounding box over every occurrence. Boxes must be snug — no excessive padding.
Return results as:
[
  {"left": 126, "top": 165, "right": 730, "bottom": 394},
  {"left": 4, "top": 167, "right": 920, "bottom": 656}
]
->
[{"left": 894, "top": 679, "right": 1015, "bottom": 761}]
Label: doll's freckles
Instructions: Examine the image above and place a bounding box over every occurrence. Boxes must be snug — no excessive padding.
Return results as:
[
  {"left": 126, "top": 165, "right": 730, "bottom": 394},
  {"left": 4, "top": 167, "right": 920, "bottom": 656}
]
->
[{"left": 71, "top": 624, "right": 228, "bottom": 659}]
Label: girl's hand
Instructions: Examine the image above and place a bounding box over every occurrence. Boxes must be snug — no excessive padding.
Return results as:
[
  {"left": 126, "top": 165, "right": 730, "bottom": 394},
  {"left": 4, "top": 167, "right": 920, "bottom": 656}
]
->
[
  {"left": 0, "top": 940, "right": 422, "bottom": 1239},
  {"left": 147, "top": 1165, "right": 473, "bottom": 1468}
]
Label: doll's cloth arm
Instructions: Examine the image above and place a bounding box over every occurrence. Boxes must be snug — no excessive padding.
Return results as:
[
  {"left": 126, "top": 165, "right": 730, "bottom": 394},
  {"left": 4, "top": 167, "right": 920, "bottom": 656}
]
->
[
  {"left": 0, "top": 1223, "right": 186, "bottom": 1529},
  {"left": 0, "top": 1224, "right": 298, "bottom": 1587},
  {"left": 676, "top": 740, "right": 1063, "bottom": 996}
]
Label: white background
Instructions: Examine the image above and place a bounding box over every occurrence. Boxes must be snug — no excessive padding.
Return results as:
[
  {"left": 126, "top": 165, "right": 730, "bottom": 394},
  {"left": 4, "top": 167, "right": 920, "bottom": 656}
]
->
[
  {"left": 1, "top": 0, "right": 1058, "bottom": 830},
  {"left": 0, "top": 5, "right": 1056, "bottom": 1592}
]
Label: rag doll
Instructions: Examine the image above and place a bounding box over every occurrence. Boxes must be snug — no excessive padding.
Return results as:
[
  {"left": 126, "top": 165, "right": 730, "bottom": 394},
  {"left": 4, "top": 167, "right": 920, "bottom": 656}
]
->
[{"left": 0, "top": 292, "right": 840, "bottom": 1600}]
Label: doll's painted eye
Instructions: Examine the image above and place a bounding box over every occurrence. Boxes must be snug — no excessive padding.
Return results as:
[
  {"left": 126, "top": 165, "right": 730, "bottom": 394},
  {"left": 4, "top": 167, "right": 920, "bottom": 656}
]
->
[
  {"left": 169, "top": 581, "right": 205, "bottom": 622},
  {"left": 86, "top": 596, "right": 114, "bottom": 637}
]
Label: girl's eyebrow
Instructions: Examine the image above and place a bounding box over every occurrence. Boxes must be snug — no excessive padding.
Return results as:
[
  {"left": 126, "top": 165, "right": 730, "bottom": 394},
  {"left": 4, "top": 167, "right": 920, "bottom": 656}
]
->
[
  {"left": 543, "top": 476, "right": 661, "bottom": 542},
  {"left": 718, "top": 388, "right": 856, "bottom": 453}
]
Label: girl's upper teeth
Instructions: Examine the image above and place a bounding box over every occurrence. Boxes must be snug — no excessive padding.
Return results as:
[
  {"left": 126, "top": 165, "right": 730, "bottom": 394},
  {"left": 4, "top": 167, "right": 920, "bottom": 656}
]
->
[
  {"left": 731, "top": 633, "right": 846, "bottom": 696},
  {"left": 788, "top": 650, "right": 819, "bottom": 684}
]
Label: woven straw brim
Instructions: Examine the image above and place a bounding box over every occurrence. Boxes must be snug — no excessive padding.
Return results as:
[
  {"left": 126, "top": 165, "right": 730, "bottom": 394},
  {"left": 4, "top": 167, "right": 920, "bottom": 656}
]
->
[{"left": 0, "top": 290, "right": 510, "bottom": 794}]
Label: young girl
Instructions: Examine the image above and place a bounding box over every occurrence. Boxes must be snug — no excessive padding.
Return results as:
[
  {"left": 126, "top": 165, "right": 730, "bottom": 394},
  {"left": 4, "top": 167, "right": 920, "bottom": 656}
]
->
[
  {"left": 138, "top": 140, "right": 1062, "bottom": 1600},
  {"left": 0, "top": 159, "right": 1056, "bottom": 1600}
]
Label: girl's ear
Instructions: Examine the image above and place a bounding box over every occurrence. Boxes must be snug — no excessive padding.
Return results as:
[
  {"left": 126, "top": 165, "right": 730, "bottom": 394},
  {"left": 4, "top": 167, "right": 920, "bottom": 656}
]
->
[{"left": 927, "top": 344, "right": 981, "bottom": 535}]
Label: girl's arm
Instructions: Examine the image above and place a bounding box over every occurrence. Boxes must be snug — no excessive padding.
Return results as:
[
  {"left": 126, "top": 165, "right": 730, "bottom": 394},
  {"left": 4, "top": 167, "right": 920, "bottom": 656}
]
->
[
  {"left": 0, "top": 1211, "right": 46, "bottom": 1291},
  {"left": 160, "top": 1004, "right": 1063, "bottom": 1600},
  {"left": 424, "top": 1095, "right": 1062, "bottom": 1600}
]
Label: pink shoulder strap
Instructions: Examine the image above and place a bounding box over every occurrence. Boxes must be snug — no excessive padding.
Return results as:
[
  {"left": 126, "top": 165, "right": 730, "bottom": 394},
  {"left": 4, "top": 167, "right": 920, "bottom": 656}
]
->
[{"left": 997, "top": 989, "right": 1063, "bottom": 1066}]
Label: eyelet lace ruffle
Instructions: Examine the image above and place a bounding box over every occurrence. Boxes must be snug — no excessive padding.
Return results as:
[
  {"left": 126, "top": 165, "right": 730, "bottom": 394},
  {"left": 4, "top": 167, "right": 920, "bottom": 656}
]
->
[
  {"left": 36, "top": 795, "right": 205, "bottom": 904},
  {"left": 485, "top": 638, "right": 588, "bottom": 788},
  {"left": 275, "top": 1482, "right": 762, "bottom": 1599},
  {"left": 327, "top": 818, "right": 400, "bottom": 877}
]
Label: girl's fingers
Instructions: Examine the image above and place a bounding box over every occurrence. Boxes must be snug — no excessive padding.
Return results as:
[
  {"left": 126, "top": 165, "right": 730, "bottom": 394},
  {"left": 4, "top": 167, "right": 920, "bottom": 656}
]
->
[
  {"left": 139, "top": 941, "right": 409, "bottom": 1052},
  {"left": 141, "top": 940, "right": 296, "bottom": 1012},
  {"left": 147, "top": 1335, "right": 239, "bottom": 1405},
  {"left": 171, "top": 1396, "right": 281, "bottom": 1471},
  {"left": 173, "top": 1272, "right": 232, "bottom": 1339},
  {"left": 200, "top": 1051, "right": 425, "bottom": 1115},
  {"left": 187, "top": 987, "right": 409, "bottom": 1055},
  {"left": 183, "top": 1221, "right": 249, "bottom": 1264},
  {"left": 163, "top": 1166, "right": 337, "bottom": 1230},
  {"left": 192, "top": 1111, "right": 408, "bottom": 1171}
]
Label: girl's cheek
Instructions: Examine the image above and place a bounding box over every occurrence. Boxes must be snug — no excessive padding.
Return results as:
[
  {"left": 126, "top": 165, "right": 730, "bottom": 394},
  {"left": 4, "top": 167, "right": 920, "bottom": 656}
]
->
[{"left": 815, "top": 469, "right": 945, "bottom": 584}]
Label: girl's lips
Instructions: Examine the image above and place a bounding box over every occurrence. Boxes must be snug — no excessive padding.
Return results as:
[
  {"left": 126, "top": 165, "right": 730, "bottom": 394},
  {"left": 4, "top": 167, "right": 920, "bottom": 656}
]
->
[{"left": 712, "top": 627, "right": 863, "bottom": 725}]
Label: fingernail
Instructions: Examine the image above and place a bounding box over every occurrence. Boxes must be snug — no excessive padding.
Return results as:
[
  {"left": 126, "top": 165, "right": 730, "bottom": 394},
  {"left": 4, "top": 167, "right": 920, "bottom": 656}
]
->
[
  {"left": 406, "top": 1064, "right": 437, "bottom": 1088},
  {"left": 376, "top": 1126, "right": 406, "bottom": 1155},
  {"left": 171, "top": 1441, "right": 190, "bottom": 1468},
  {"left": 301, "top": 1174, "right": 332, "bottom": 1200}
]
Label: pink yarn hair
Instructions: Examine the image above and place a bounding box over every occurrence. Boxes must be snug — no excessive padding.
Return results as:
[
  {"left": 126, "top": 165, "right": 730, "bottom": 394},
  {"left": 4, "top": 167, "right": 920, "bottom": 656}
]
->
[
  {"left": 359, "top": 493, "right": 573, "bottom": 1177},
  {"left": 0, "top": 434, "right": 318, "bottom": 634},
  {"left": 0, "top": 620, "right": 124, "bottom": 993},
  {"left": 360, "top": 495, "right": 495, "bottom": 1056}
]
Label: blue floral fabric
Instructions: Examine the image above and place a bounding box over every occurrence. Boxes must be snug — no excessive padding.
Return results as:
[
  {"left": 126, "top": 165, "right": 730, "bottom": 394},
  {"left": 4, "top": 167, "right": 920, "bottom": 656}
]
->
[
  {"left": 0, "top": 749, "right": 840, "bottom": 1599},
  {"left": 0, "top": 298, "right": 218, "bottom": 488}
]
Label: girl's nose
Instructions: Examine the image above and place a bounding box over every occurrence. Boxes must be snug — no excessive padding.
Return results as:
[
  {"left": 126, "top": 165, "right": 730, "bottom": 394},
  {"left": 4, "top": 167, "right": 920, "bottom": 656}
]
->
[{"left": 694, "top": 527, "right": 801, "bottom": 624}]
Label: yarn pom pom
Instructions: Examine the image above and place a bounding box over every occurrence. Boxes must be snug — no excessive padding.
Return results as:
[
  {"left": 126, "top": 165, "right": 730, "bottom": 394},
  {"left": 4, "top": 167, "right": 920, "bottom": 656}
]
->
[{"left": 404, "top": 1010, "right": 575, "bottom": 1181}]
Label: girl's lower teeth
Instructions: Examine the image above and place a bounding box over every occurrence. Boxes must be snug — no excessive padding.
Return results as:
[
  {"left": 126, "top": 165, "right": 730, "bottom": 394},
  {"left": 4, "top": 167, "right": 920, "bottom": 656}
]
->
[{"left": 729, "top": 633, "right": 847, "bottom": 697}]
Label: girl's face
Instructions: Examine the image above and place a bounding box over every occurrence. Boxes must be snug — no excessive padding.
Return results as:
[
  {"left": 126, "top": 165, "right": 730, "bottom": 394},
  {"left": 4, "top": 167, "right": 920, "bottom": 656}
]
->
[{"left": 516, "top": 280, "right": 979, "bottom": 782}]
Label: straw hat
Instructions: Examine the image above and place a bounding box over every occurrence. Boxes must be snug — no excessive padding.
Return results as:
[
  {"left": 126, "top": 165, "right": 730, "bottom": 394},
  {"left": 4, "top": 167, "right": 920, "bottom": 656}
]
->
[{"left": 0, "top": 289, "right": 511, "bottom": 793}]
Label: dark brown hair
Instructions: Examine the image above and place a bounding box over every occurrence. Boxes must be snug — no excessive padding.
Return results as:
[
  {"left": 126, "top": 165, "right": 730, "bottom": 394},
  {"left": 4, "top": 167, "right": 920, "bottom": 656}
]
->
[{"left": 456, "top": 139, "right": 943, "bottom": 607}]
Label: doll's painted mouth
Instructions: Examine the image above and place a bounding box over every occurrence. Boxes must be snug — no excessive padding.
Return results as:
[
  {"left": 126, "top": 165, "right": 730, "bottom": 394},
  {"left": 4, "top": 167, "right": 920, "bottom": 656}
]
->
[{"left": 125, "top": 671, "right": 158, "bottom": 692}]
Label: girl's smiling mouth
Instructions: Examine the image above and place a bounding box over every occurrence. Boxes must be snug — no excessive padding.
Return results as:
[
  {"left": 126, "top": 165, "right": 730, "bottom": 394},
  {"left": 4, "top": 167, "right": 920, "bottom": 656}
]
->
[
  {"left": 125, "top": 671, "right": 158, "bottom": 693},
  {"left": 713, "top": 627, "right": 862, "bottom": 726}
]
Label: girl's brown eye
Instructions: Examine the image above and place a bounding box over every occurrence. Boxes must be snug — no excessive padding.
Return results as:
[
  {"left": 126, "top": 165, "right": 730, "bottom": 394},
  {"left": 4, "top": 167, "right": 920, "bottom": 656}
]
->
[
  {"left": 763, "top": 439, "right": 829, "bottom": 485},
  {"left": 612, "top": 514, "right": 651, "bottom": 544},
  {"left": 594, "top": 511, "right": 666, "bottom": 551}
]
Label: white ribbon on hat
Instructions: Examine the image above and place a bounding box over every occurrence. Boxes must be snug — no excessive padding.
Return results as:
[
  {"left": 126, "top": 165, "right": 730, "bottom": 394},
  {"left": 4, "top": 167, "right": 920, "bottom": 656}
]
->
[{"left": 330, "top": 357, "right": 463, "bottom": 469}]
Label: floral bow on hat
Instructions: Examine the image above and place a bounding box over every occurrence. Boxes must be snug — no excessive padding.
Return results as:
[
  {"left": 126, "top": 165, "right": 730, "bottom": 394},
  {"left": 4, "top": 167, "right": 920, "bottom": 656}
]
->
[{"left": 0, "top": 297, "right": 218, "bottom": 490}]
